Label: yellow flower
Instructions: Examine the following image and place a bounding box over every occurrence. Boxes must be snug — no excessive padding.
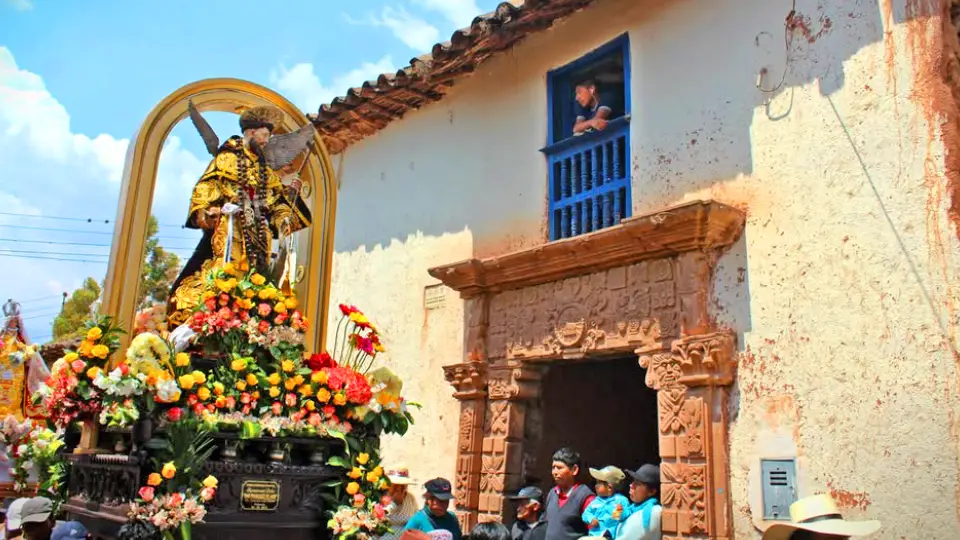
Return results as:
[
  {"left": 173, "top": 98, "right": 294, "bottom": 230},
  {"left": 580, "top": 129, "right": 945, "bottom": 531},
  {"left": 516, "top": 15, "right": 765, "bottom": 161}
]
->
[
  {"left": 349, "top": 312, "right": 369, "bottom": 325},
  {"left": 215, "top": 279, "right": 233, "bottom": 293},
  {"left": 64, "top": 352, "right": 79, "bottom": 363},
  {"left": 202, "top": 475, "right": 218, "bottom": 489},
  {"left": 215, "top": 396, "right": 226, "bottom": 408},
  {"left": 284, "top": 379, "right": 297, "bottom": 391},
  {"left": 246, "top": 373, "right": 258, "bottom": 386},
  {"left": 147, "top": 473, "right": 163, "bottom": 486},
  {"left": 267, "top": 373, "right": 281, "bottom": 386},
  {"left": 178, "top": 374, "right": 196, "bottom": 390},
  {"left": 347, "top": 467, "right": 363, "bottom": 480},
  {"left": 236, "top": 380, "right": 247, "bottom": 391},
  {"left": 298, "top": 384, "right": 313, "bottom": 398},
  {"left": 304, "top": 399, "right": 316, "bottom": 411},
  {"left": 275, "top": 302, "right": 288, "bottom": 315},
  {"left": 333, "top": 393, "right": 346, "bottom": 406},
  {"left": 175, "top": 353, "right": 191, "bottom": 367},
  {"left": 91, "top": 344, "right": 110, "bottom": 360},
  {"left": 356, "top": 453, "right": 370, "bottom": 465},
  {"left": 269, "top": 387, "right": 281, "bottom": 398},
  {"left": 192, "top": 371, "right": 207, "bottom": 384},
  {"left": 311, "top": 371, "right": 328, "bottom": 384},
  {"left": 284, "top": 297, "right": 298, "bottom": 310},
  {"left": 251, "top": 273, "right": 266, "bottom": 286},
  {"left": 231, "top": 358, "right": 248, "bottom": 372},
  {"left": 281, "top": 360, "right": 295, "bottom": 373},
  {"left": 292, "top": 374, "right": 305, "bottom": 386},
  {"left": 197, "top": 386, "right": 211, "bottom": 401},
  {"left": 86, "top": 327, "right": 103, "bottom": 341},
  {"left": 245, "top": 289, "right": 256, "bottom": 299},
  {"left": 346, "top": 482, "right": 360, "bottom": 495},
  {"left": 223, "top": 262, "right": 236, "bottom": 275},
  {"left": 372, "top": 466, "right": 384, "bottom": 477},
  {"left": 161, "top": 462, "right": 177, "bottom": 480},
  {"left": 316, "top": 388, "right": 331, "bottom": 403},
  {"left": 213, "top": 382, "right": 225, "bottom": 395},
  {"left": 366, "top": 471, "right": 380, "bottom": 483},
  {"left": 252, "top": 390, "right": 260, "bottom": 399},
  {"left": 202, "top": 290, "right": 216, "bottom": 301},
  {"left": 86, "top": 367, "right": 100, "bottom": 380}
]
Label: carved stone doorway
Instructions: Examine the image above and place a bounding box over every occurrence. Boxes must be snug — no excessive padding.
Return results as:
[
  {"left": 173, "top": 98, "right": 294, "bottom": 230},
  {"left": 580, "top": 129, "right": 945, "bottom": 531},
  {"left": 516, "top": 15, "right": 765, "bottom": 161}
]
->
[
  {"left": 528, "top": 356, "right": 659, "bottom": 489},
  {"left": 432, "top": 200, "right": 745, "bottom": 540}
]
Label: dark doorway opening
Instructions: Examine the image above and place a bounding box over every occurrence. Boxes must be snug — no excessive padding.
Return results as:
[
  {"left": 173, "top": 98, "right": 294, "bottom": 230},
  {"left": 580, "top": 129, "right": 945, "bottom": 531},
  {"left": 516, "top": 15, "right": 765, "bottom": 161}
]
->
[{"left": 529, "top": 356, "right": 659, "bottom": 494}]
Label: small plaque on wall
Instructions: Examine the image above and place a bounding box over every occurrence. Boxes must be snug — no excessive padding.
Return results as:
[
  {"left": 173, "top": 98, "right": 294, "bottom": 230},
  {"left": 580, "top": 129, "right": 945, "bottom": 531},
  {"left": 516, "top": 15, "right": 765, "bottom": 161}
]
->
[{"left": 240, "top": 480, "right": 281, "bottom": 512}]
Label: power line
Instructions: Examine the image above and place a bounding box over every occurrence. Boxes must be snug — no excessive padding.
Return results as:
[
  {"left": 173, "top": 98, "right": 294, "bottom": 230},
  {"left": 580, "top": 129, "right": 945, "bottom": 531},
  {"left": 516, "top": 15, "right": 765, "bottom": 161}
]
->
[
  {"left": 0, "top": 223, "right": 200, "bottom": 241},
  {"left": 0, "top": 254, "right": 108, "bottom": 264},
  {"left": 18, "top": 295, "right": 65, "bottom": 304},
  {"left": 0, "top": 238, "right": 195, "bottom": 250},
  {"left": 0, "top": 211, "right": 186, "bottom": 229},
  {"left": 0, "top": 249, "right": 109, "bottom": 258},
  {"left": 22, "top": 313, "right": 61, "bottom": 321}
]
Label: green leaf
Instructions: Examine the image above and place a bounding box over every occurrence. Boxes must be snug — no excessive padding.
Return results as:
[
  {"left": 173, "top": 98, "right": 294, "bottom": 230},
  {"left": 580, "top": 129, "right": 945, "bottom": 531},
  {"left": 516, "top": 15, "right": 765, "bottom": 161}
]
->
[{"left": 327, "top": 455, "right": 350, "bottom": 469}]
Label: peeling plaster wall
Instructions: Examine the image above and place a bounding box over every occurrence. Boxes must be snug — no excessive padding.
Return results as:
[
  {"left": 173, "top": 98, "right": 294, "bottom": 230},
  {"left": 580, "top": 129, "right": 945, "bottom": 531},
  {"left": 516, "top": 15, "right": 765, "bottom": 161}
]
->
[{"left": 328, "top": 0, "right": 960, "bottom": 536}]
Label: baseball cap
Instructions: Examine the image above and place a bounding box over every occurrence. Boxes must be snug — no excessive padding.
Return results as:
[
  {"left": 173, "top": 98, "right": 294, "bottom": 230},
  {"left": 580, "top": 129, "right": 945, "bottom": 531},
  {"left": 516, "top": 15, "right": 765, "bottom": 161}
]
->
[
  {"left": 589, "top": 466, "right": 626, "bottom": 485},
  {"left": 506, "top": 486, "right": 543, "bottom": 502},
  {"left": 51, "top": 521, "right": 89, "bottom": 540},
  {"left": 20, "top": 497, "right": 53, "bottom": 525},
  {"left": 5, "top": 498, "right": 29, "bottom": 531},
  {"left": 423, "top": 478, "right": 454, "bottom": 501},
  {"left": 626, "top": 464, "right": 660, "bottom": 486}
]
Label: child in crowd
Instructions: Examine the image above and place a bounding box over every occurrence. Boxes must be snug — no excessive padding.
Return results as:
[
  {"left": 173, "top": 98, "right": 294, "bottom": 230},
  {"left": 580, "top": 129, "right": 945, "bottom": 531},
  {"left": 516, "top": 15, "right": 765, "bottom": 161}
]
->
[{"left": 582, "top": 466, "right": 633, "bottom": 538}]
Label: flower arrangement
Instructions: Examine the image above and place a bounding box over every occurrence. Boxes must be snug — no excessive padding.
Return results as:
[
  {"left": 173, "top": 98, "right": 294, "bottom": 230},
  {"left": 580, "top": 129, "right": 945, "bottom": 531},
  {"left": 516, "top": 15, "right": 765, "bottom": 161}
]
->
[
  {"left": 37, "top": 316, "right": 125, "bottom": 428},
  {"left": 133, "top": 303, "right": 170, "bottom": 339},
  {"left": 327, "top": 449, "right": 391, "bottom": 540},
  {"left": 0, "top": 415, "right": 66, "bottom": 503}
]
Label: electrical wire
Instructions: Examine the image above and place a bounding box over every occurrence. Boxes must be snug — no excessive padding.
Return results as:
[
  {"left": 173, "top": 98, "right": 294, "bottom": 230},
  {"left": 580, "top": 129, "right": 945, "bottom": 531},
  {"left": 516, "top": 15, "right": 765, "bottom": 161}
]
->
[
  {"left": 0, "top": 223, "right": 200, "bottom": 241},
  {"left": 18, "top": 295, "right": 65, "bottom": 304},
  {"left": 0, "top": 211, "right": 187, "bottom": 229},
  {"left": 0, "top": 249, "right": 109, "bottom": 258},
  {"left": 757, "top": 0, "right": 796, "bottom": 94},
  {"left": 0, "top": 254, "right": 108, "bottom": 264},
  {"left": 0, "top": 238, "right": 195, "bottom": 250}
]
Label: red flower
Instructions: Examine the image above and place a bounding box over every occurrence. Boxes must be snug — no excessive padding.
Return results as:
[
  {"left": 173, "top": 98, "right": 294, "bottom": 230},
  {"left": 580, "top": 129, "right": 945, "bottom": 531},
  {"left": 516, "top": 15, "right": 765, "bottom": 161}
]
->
[
  {"left": 225, "top": 396, "right": 236, "bottom": 410},
  {"left": 325, "top": 367, "right": 349, "bottom": 391},
  {"left": 305, "top": 352, "right": 336, "bottom": 371},
  {"left": 192, "top": 403, "right": 206, "bottom": 416},
  {"left": 118, "top": 363, "right": 130, "bottom": 376},
  {"left": 274, "top": 313, "right": 288, "bottom": 325},
  {"left": 271, "top": 402, "right": 283, "bottom": 415},
  {"left": 240, "top": 392, "right": 251, "bottom": 404},
  {"left": 204, "top": 298, "right": 217, "bottom": 312},
  {"left": 345, "top": 371, "right": 372, "bottom": 404},
  {"left": 321, "top": 405, "right": 336, "bottom": 418},
  {"left": 166, "top": 408, "right": 183, "bottom": 422},
  {"left": 187, "top": 394, "right": 199, "bottom": 406},
  {"left": 258, "top": 320, "right": 270, "bottom": 334},
  {"left": 339, "top": 304, "right": 358, "bottom": 316}
]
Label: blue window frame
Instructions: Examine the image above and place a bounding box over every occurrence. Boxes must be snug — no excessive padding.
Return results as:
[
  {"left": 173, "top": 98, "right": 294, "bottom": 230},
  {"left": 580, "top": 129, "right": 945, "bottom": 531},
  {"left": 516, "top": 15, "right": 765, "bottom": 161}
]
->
[{"left": 542, "top": 34, "right": 631, "bottom": 241}]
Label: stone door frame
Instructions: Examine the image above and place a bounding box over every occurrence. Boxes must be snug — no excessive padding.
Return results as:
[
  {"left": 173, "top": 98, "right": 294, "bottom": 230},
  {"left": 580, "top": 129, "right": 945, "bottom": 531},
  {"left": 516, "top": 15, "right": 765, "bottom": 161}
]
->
[{"left": 431, "top": 200, "right": 745, "bottom": 540}]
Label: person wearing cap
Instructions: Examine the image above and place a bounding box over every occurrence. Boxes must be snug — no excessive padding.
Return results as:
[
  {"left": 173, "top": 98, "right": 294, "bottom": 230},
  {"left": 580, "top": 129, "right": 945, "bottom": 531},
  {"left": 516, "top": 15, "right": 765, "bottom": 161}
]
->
[
  {"left": 544, "top": 448, "right": 595, "bottom": 540},
  {"left": 402, "top": 478, "right": 462, "bottom": 540},
  {"left": 582, "top": 466, "right": 632, "bottom": 538},
  {"left": 613, "top": 465, "right": 661, "bottom": 540},
  {"left": 506, "top": 487, "right": 546, "bottom": 540},
  {"left": 18, "top": 497, "right": 55, "bottom": 540},
  {"left": 761, "top": 493, "right": 881, "bottom": 540},
  {"left": 380, "top": 466, "right": 420, "bottom": 540},
  {"left": 4, "top": 498, "right": 28, "bottom": 540}
]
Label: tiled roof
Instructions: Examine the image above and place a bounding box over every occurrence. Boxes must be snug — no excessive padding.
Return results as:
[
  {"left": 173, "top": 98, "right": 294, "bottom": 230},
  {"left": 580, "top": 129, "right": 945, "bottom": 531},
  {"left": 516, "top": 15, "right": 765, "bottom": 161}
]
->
[{"left": 310, "top": 0, "right": 596, "bottom": 154}]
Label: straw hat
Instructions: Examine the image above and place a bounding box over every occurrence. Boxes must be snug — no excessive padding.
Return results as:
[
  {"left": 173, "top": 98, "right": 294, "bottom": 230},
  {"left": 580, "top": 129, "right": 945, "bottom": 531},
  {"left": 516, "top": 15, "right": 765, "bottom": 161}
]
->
[
  {"left": 386, "top": 465, "right": 415, "bottom": 485},
  {"left": 761, "top": 494, "right": 881, "bottom": 540}
]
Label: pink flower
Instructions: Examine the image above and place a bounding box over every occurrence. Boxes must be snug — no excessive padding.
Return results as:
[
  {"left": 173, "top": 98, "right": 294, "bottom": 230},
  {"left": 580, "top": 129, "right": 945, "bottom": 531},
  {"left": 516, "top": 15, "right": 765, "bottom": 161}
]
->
[
  {"left": 307, "top": 413, "right": 322, "bottom": 427},
  {"left": 285, "top": 393, "right": 297, "bottom": 407},
  {"left": 138, "top": 486, "right": 155, "bottom": 502},
  {"left": 166, "top": 492, "right": 184, "bottom": 508},
  {"left": 353, "top": 493, "right": 366, "bottom": 507},
  {"left": 271, "top": 402, "right": 283, "bottom": 415},
  {"left": 258, "top": 303, "right": 272, "bottom": 317},
  {"left": 200, "top": 487, "right": 216, "bottom": 502},
  {"left": 374, "top": 503, "right": 387, "bottom": 519},
  {"left": 70, "top": 359, "right": 86, "bottom": 374}
]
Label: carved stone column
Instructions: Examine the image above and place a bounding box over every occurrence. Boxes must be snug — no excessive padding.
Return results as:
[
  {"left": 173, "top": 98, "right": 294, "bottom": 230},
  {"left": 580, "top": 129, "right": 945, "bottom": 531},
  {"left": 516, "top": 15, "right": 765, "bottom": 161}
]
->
[
  {"left": 640, "top": 332, "right": 736, "bottom": 540},
  {"left": 443, "top": 360, "right": 488, "bottom": 532},
  {"left": 476, "top": 366, "right": 542, "bottom": 523}
]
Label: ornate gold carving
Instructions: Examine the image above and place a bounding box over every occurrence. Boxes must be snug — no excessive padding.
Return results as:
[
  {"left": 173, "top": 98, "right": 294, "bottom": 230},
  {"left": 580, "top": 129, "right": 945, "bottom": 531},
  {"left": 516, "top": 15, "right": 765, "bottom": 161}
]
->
[
  {"left": 639, "top": 332, "right": 736, "bottom": 390},
  {"left": 444, "top": 361, "right": 488, "bottom": 399}
]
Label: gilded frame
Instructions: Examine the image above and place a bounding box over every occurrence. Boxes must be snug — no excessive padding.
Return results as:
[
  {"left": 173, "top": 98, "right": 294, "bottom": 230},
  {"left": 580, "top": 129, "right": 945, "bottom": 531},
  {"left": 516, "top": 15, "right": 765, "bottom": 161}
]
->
[{"left": 101, "top": 78, "right": 337, "bottom": 359}]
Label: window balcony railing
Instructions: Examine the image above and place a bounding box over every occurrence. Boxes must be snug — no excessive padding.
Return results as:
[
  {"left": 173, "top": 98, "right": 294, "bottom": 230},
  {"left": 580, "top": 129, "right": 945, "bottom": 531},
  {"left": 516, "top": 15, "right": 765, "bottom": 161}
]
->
[{"left": 541, "top": 116, "right": 631, "bottom": 241}]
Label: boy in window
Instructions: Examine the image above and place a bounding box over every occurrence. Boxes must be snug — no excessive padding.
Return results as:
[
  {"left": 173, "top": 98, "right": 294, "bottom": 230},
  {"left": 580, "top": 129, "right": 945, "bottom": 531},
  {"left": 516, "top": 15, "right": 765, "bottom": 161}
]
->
[
  {"left": 573, "top": 80, "right": 612, "bottom": 135},
  {"left": 544, "top": 448, "right": 595, "bottom": 540}
]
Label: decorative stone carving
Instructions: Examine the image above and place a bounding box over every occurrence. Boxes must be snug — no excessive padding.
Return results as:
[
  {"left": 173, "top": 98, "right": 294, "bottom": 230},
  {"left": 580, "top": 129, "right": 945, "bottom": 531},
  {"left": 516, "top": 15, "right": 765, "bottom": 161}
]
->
[
  {"left": 661, "top": 463, "right": 708, "bottom": 535},
  {"left": 487, "top": 367, "right": 541, "bottom": 401},
  {"left": 639, "top": 332, "right": 736, "bottom": 390},
  {"left": 444, "top": 361, "right": 488, "bottom": 399}
]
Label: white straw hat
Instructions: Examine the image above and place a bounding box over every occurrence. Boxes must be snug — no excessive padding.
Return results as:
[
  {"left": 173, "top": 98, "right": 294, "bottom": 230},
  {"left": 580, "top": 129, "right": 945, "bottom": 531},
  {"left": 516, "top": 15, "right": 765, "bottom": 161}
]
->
[{"left": 761, "top": 494, "right": 881, "bottom": 540}]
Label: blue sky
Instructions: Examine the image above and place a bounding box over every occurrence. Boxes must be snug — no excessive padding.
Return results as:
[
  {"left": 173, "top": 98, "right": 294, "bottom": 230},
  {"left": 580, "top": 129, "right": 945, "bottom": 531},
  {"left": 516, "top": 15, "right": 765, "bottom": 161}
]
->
[{"left": 0, "top": 0, "right": 499, "bottom": 341}]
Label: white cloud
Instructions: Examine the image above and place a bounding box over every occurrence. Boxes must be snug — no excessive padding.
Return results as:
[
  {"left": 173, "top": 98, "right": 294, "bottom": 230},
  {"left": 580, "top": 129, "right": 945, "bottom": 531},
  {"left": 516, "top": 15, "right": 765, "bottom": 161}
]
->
[
  {"left": 346, "top": 6, "right": 440, "bottom": 51},
  {"left": 271, "top": 55, "right": 397, "bottom": 111},
  {"left": 412, "top": 0, "right": 482, "bottom": 28},
  {"left": 7, "top": 0, "right": 32, "bottom": 11},
  {"left": 0, "top": 46, "right": 206, "bottom": 341}
]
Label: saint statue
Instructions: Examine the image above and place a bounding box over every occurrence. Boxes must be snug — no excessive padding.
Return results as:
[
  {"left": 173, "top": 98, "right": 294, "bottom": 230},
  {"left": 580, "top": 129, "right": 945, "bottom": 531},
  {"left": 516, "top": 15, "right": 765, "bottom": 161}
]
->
[
  {"left": 167, "top": 104, "right": 317, "bottom": 326},
  {"left": 0, "top": 299, "right": 50, "bottom": 420}
]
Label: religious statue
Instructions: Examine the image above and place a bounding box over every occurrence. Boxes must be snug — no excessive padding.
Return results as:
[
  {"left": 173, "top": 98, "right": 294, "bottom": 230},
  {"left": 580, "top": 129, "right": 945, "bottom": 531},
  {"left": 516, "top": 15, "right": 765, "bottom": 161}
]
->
[
  {"left": 0, "top": 299, "right": 49, "bottom": 420},
  {"left": 167, "top": 103, "right": 317, "bottom": 326}
]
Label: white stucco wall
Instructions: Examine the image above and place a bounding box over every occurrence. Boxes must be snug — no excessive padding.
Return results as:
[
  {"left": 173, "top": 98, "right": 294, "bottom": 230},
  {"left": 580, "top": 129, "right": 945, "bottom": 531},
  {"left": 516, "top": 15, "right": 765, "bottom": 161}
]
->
[{"left": 326, "top": 0, "right": 960, "bottom": 537}]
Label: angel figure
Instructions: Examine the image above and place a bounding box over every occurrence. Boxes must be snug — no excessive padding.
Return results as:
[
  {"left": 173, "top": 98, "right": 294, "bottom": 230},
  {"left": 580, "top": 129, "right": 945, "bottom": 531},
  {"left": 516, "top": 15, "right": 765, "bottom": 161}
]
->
[{"left": 166, "top": 102, "right": 317, "bottom": 327}]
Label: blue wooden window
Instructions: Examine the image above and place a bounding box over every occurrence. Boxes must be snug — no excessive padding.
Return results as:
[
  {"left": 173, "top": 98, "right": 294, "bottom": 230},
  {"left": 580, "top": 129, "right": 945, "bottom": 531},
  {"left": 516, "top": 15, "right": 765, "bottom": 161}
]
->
[{"left": 543, "top": 34, "right": 631, "bottom": 241}]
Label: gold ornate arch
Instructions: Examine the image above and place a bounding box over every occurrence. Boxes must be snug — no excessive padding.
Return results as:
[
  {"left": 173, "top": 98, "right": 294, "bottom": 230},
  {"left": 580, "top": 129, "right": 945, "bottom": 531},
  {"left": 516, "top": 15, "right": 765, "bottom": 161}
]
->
[{"left": 101, "top": 78, "right": 337, "bottom": 357}]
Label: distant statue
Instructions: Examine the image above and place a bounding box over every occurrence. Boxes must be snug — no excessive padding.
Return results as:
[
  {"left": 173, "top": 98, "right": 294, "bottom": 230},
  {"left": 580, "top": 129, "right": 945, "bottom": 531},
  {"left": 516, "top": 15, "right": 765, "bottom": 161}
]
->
[
  {"left": 167, "top": 103, "right": 317, "bottom": 326},
  {"left": 1, "top": 299, "right": 50, "bottom": 420}
]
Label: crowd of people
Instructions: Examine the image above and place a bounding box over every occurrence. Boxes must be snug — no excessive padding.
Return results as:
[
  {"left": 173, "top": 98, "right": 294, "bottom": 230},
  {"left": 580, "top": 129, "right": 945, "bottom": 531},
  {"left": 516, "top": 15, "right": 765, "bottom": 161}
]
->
[{"left": 1, "top": 496, "right": 88, "bottom": 540}]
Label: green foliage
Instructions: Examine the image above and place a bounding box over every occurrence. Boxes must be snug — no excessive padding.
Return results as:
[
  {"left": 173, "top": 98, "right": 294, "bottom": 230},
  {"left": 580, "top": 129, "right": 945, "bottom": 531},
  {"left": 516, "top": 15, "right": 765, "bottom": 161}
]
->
[
  {"left": 52, "top": 277, "right": 102, "bottom": 340},
  {"left": 147, "top": 419, "right": 215, "bottom": 493},
  {"left": 138, "top": 215, "right": 182, "bottom": 309}
]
